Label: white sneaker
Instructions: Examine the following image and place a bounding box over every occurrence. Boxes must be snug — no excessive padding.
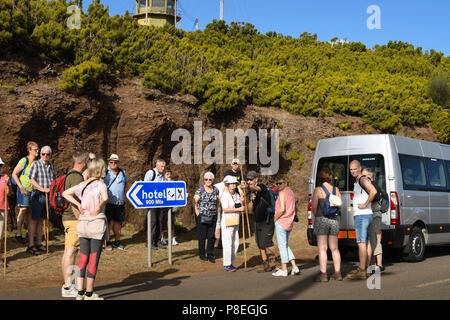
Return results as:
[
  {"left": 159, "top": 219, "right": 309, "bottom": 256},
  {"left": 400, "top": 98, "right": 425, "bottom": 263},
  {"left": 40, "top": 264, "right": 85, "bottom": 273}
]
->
[
  {"left": 272, "top": 269, "right": 288, "bottom": 277},
  {"left": 61, "top": 284, "right": 78, "bottom": 298},
  {"left": 76, "top": 294, "right": 84, "bottom": 300},
  {"left": 83, "top": 292, "right": 104, "bottom": 300},
  {"left": 290, "top": 266, "right": 300, "bottom": 275},
  {"left": 172, "top": 237, "right": 179, "bottom": 246}
]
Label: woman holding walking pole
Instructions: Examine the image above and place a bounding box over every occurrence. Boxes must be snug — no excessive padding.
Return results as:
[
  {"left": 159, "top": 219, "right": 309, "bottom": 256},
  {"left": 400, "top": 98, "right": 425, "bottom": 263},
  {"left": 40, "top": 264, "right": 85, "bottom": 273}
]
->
[
  {"left": 63, "top": 158, "right": 109, "bottom": 300},
  {"left": 0, "top": 157, "right": 12, "bottom": 271},
  {"left": 220, "top": 176, "right": 245, "bottom": 272}
]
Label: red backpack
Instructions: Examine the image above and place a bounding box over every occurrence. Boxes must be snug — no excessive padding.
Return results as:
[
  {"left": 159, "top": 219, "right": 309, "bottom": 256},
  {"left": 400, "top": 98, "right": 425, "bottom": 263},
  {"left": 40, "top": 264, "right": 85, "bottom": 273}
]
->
[{"left": 49, "top": 171, "right": 83, "bottom": 212}]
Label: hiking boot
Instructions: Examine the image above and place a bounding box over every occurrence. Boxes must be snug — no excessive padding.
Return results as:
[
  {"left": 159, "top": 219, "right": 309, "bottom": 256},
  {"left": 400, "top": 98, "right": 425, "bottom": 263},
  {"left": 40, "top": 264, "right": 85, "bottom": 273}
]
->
[
  {"left": 83, "top": 292, "right": 104, "bottom": 300},
  {"left": 314, "top": 272, "right": 329, "bottom": 282},
  {"left": 105, "top": 242, "right": 113, "bottom": 251},
  {"left": 208, "top": 256, "right": 215, "bottom": 263},
  {"left": 160, "top": 237, "right": 168, "bottom": 246},
  {"left": 331, "top": 272, "right": 343, "bottom": 281},
  {"left": 346, "top": 268, "right": 367, "bottom": 280},
  {"left": 172, "top": 237, "right": 179, "bottom": 246},
  {"left": 257, "top": 260, "right": 273, "bottom": 273},
  {"left": 199, "top": 256, "right": 208, "bottom": 261},
  {"left": 15, "top": 235, "right": 26, "bottom": 244},
  {"left": 61, "top": 285, "right": 78, "bottom": 298},
  {"left": 76, "top": 294, "right": 85, "bottom": 300},
  {"left": 112, "top": 241, "right": 125, "bottom": 250},
  {"left": 158, "top": 243, "right": 167, "bottom": 249}
]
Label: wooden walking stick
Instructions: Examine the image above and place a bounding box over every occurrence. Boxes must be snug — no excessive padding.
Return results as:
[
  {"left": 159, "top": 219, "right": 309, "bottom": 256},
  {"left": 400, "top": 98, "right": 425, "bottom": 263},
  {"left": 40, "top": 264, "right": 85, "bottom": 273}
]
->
[
  {"left": 45, "top": 193, "right": 49, "bottom": 255},
  {"left": 239, "top": 164, "right": 251, "bottom": 236},
  {"left": 4, "top": 186, "right": 8, "bottom": 275},
  {"left": 241, "top": 207, "right": 247, "bottom": 271}
]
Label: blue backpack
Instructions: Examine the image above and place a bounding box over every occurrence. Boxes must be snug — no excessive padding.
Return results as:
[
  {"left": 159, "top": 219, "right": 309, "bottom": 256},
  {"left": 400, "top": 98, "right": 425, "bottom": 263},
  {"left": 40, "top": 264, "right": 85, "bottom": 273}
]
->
[
  {"left": 321, "top": 185, "right": 340, "bottom": 217},
  {"left": 12, "top": 157, "right": 29, "bottom": 186}
]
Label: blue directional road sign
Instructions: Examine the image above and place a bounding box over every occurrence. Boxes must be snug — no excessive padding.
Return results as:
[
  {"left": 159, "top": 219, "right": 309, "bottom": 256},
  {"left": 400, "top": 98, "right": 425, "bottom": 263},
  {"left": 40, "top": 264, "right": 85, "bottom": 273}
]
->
[{"left": 127, "top": 181, "right": 187, "bottom": 209}]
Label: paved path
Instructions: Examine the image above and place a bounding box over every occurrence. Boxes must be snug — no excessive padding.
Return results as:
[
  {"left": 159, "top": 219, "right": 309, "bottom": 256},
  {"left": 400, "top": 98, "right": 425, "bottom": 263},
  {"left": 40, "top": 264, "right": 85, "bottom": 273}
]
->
[{"left": 1, "top": 246, "right": 449, "bottom": 300}]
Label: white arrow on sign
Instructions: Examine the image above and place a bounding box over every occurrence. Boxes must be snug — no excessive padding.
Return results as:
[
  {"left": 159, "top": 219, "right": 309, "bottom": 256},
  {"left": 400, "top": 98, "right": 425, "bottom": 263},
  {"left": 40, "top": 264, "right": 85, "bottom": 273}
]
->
[{"left": 130, "top": 184, "right": 143, "bottom": 206}]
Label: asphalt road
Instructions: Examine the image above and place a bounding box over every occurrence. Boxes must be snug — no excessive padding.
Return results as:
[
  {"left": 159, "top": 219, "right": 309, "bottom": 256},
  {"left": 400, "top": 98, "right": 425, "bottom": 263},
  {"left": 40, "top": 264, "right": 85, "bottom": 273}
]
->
[{"left": 1, "top": 246, "right": 449, "bottom": 300}]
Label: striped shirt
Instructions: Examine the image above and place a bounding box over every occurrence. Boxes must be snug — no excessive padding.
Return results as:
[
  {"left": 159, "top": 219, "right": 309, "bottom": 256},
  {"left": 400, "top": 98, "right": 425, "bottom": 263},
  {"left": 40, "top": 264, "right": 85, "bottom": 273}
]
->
[{"left": 29, "top": 159, "right": 56, "bottom": 190}]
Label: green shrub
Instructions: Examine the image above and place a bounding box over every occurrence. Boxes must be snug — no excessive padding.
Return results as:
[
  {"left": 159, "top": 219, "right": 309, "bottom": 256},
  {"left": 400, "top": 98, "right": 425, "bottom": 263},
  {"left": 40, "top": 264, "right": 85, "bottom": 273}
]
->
[
  {"left": 335, "top": 121, "right": 351, "bottom": 131},
  {"left": 306, "top": 142, "right": 316, "bottom": 150},
  {"left": 59, "top": 59, "right": 107, "bottom": 93},
  {"left": 428, "top": 70, "right": 450, "bottom": 107},
  {"left": 289, "top": 151, "right": 299, "bottom": 160},
  {"left": 297, "top": 152, "right": 305, "bottom": 170}
]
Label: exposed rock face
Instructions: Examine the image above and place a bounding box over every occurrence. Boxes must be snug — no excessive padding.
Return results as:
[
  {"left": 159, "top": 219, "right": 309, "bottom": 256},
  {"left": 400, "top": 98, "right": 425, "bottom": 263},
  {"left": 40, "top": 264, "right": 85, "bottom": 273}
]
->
[{"left": 0, "top": 60, "right": 438, "bottom": 231}]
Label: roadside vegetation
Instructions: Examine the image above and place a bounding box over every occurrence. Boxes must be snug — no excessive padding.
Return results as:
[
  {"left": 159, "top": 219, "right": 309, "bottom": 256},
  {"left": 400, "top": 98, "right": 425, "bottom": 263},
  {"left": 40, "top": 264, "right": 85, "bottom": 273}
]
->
[{"left": 1, "top": 0, "right": 449, "bottom": 143}]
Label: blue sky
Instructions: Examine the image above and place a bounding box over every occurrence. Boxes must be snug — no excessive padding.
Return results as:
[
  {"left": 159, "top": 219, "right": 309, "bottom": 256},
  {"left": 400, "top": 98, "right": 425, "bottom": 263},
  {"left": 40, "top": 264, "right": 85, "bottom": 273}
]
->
[{"left": 82, "top": 0, "right": 450, "bottom": 56}]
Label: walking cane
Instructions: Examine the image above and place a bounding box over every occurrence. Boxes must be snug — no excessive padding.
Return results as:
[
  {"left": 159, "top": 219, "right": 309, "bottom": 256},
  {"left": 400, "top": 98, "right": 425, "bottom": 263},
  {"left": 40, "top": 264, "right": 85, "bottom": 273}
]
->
[
  {"left": 45, "top": 193, "right": 49, "bottom": 255},
  {"left": 4, "top": 186, "right": 8, "bottom": 275},
  {"left": 239, "top": 164, "right": 251, "bottom": 236}
]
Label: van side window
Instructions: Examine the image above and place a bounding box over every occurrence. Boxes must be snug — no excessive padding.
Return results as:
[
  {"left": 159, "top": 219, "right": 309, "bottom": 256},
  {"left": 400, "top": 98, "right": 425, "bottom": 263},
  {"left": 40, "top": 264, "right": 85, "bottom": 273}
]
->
[
  {"left": 425, "top": 158, "right": 447, "bottom": 190},
  {"left": 399, "top": 154, "right": 427, "bottom": 190},
  {"left": 316, "top": 156, "right": 347, "bottom": 191},
  {"left": 349, "top": 154, "right": 386, "bottom": 191},
  {"left": 446, "top": 161, "right": 450, "bottom": 188}
]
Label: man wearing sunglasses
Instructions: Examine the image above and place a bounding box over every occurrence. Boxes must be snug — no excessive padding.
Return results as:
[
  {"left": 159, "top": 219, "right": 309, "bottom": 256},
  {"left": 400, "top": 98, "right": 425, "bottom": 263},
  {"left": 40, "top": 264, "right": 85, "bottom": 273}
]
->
[
  {"left": 28, "top": 146, "right": 56, "bottom": 256},
  {"left": 104, "top": 154, "right": 128, "bottom": 251}
]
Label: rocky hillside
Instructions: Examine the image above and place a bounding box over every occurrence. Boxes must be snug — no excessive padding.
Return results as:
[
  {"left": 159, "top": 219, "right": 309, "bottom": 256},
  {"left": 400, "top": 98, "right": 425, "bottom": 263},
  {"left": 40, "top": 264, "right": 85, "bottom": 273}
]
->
[{"left": 0, "top": 60, "right": 439, "bottom": 230}]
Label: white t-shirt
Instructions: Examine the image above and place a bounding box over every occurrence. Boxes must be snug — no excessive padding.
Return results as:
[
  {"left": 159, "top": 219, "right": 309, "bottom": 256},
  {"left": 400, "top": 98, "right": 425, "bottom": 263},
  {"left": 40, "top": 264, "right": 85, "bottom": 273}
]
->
[{"left": 353, "top": 179, "right": 373, "bottom": 216}]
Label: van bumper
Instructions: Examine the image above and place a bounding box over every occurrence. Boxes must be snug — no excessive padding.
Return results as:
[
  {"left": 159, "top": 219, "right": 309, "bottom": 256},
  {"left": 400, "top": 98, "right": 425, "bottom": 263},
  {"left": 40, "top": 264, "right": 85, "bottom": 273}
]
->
[{"left": 307, "top": 226, "right": 410, "bottom": 249}]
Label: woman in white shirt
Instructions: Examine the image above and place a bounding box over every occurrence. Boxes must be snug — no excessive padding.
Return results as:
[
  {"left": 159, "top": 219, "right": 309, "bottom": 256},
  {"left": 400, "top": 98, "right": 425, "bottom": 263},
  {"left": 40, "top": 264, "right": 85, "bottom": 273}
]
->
[{"left": 220, "top": 175, "right": 245, "bottom": 272}]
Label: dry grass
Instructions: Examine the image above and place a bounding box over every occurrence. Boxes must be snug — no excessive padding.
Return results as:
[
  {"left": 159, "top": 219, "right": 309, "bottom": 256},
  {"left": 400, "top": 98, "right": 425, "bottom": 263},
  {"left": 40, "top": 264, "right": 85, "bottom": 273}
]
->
[{"left": 0, "top": 215, "right": 317, "bottom": 292}]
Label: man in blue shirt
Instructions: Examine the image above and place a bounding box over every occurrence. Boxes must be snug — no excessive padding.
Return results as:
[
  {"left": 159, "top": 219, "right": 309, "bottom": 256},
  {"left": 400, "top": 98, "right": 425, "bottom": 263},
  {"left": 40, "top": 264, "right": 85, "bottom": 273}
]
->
[{"left": 104, "top": 154, "right": 128, "bottom": 251}]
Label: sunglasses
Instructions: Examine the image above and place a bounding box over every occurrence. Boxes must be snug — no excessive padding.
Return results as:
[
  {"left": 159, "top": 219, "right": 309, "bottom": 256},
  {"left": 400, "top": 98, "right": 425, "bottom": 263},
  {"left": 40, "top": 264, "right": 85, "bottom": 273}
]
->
[
  {"left": 276, "top": 182, "right": 285, "bottom": 185},
  {"left": 31, "top": 148, "right": 39, "bottom": 152},
  {"left": 109, "top": 161, "right": 118, "bottom": 164},
  {"left": 232, "top": 162, "right": 238, "bottom": 165},
  {"left": 41, "top": 153, "right": 51, "bottom": 156},
  {"left": 204, "top": 178, "right": 213, "bottom": 181}
]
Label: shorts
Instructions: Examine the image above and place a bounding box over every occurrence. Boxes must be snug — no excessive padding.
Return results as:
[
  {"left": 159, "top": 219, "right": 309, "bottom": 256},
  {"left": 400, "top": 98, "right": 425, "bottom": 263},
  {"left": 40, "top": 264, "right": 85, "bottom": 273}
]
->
[
  {"left": 105, "top": 203, "right": 126, "bottom": 223},
  {"left": 313, "top": 216, "right": 340, "bottom": 236},
  {"left": 370, "top": 216, "right": 383, "bottom": 256},
  {"left": 17, "top": 190, "right": 31, "bottom": 207},
  {"left": 31, "top": 191, "right": 49, "bottom": 220},
  {"left": 255, "top": 217, "right": 275, "bottom": 249},
  {"left": 63, "top": 220, "right": 80, "bottom": 249},
  {"left": 0, "top": 210, "right": 5, "bottom": 239},
  {"left": 354, "top": 214, "right": 373, "bottom": 243}
]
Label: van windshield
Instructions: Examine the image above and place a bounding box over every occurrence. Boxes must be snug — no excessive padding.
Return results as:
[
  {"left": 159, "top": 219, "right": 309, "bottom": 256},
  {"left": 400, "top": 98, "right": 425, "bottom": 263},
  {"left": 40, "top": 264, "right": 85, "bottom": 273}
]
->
[{"left": 316, "top": 154, "right": 386, "bottom": 191}]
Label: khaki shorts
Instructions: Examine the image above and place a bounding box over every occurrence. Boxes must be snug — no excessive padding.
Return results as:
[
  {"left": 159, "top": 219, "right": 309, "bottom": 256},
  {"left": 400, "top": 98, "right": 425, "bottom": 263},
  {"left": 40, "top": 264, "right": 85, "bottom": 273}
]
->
[
  {"left": 0, "top": 210, "right": 5, "bottom": 239},
  {"left": 63, "top": 220, "right": 80, "bottom": 249}
]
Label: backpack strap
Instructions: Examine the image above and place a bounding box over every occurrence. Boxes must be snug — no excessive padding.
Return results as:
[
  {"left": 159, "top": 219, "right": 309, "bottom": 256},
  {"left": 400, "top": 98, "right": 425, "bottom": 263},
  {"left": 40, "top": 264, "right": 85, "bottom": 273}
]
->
[
  {"left": 107, "top": 168, "right": 123, "bottom": 189},
  {"left": 82, "top": 179, "right": 99, "bottom": 196},
  {"left": 321, "top": 185, "right": 330, "bottom": 197},
  {"left": 64, "top": 170, "right": 84, "bottom": 190},
  {"left": 332, "top": 185, "right": 336, "bottom": 195}
]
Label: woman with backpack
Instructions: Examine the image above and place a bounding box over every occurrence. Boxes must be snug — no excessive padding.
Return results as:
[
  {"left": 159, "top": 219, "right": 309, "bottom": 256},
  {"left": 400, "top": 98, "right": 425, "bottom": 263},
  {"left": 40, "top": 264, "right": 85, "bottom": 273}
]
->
[
  {"left": 272, "top": 176, "right": 300, "bottom": 277},
  {"left": 193, "top": 172, "right": 220, "bottom": 263},
  {"left": 312, "top": 168, "right": 343, "bottom": 282},
  {"left": 63, "top": 158, "right": 108, "bottom": 300}
]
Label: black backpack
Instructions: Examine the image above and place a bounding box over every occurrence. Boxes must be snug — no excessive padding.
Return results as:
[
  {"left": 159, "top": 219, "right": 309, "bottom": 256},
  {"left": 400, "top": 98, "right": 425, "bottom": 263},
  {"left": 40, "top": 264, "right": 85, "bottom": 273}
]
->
[{"left": 360, "top": 176, "right": 389, "bottom": 213}]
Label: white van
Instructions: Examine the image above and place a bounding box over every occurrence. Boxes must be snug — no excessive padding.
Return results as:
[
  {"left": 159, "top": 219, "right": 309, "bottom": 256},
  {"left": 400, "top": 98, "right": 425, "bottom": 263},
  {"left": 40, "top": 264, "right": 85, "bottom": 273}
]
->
[{"left": 307, "top": 134, "right": 450, "bottom": 261}]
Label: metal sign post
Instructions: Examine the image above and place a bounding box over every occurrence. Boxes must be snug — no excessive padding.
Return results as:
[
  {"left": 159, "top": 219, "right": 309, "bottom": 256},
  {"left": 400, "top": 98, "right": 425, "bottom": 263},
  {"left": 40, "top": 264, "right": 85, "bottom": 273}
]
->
[{"left": 127, "top": 181, "right": 186, "bottom": 268}]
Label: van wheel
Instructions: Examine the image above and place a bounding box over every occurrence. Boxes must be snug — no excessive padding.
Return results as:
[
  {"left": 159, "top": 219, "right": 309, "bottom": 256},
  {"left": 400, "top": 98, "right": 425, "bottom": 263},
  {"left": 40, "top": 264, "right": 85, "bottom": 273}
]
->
[{"left": 403, "top": 227, "right": 426, "bottom": 262}]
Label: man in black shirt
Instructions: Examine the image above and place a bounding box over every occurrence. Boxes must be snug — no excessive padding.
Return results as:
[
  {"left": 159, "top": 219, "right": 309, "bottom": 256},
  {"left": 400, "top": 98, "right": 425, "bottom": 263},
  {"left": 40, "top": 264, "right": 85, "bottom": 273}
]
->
[
  {"left": 246, "top": 170, "right": 280, "bottom": 273},
  {"left": 224, "top": 158, "right": 242, "bottom": 185}
]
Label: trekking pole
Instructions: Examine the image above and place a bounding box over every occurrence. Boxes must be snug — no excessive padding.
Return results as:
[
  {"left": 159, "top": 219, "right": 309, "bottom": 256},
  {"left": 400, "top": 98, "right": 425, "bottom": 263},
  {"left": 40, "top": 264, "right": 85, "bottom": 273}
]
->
[
  {"left": 4, "top": 187, "right": 7, "bottom": 275},
  {"left": 45, "top": 193, "right": 49, "bottom": 255},
  {"left": 241, "top": 208, "right": 247, "bottom": 271},
  {"left": 239, "top": 164, "right": 251, "bottom": 236}
]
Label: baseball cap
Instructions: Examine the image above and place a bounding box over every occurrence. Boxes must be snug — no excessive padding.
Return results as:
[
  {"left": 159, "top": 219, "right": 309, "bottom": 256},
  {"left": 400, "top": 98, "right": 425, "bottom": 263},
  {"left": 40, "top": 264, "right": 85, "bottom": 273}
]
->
[
  {"left": 231, "top": 158, "right": 240, "bottom": 165},
  {"left": 246, "top": 170, "right": 258, "bottom": 180},
  {"left": 223, "top": 175, "right": 239, "bottom": 184},
  {"left": 109, "top": 154, "right": 120, "bottom": 161},
  {"left": 0, "top": 157, "right": 4, "bottom": 165}
]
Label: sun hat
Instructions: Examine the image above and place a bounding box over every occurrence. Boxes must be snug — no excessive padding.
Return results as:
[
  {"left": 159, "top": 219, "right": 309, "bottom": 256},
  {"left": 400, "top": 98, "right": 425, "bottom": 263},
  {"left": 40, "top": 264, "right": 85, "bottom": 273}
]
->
[
  {"left": 231, "top": 158, "right": 240, "bottom": 165},
  {"left": 109, "top": 154, "right": 119, "bottom": 161},
  {"left": 245, "top": 170, "right": 258, "bottom": 180},
  {"left": 223, "top": 175, "right": 239, "bottom": 184}
]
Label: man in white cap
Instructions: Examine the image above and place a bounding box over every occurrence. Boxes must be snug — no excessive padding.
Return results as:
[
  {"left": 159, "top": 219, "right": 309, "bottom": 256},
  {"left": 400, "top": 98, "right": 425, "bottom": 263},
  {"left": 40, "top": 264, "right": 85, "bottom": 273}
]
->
[
  {"left": 104, "top": 154, "right": 128, "bottom": 251},
  {"left": 224, "top": 158, "right": 243, "bottom": 186}
]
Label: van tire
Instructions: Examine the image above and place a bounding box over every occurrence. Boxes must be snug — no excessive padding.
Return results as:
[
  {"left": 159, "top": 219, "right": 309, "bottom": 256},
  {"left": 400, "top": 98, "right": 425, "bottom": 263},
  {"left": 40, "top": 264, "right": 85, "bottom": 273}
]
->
[{"left": 403, "top": 227, "right": 426, "bottom": 262}]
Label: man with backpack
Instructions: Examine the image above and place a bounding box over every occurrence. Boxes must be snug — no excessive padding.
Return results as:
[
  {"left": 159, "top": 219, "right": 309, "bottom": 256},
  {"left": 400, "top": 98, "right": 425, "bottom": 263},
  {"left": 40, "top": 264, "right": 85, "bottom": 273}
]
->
[
  {"left": 362, "top": 168, "right": 386, "bottom": 273},
  {"left": 61, "top": 150, "right": 88, "bottom": 298},
  {"left": 347, "top": 160, "right": 377, "bottom": 280},
  {"left": 104, "top": 154, "right": 129, "bottom": 251},
  {"left": 144, "top": 159, "right": 167, "bottom": 249},
  {"left": 246, "top": 170, "right": 280, "bottom": 273}
]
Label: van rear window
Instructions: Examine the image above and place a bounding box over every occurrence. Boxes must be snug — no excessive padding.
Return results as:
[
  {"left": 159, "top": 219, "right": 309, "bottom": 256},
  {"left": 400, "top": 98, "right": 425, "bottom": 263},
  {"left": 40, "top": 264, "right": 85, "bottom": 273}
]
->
[{"left": 316, "top": 154, "right": 386, "bottom": 191}]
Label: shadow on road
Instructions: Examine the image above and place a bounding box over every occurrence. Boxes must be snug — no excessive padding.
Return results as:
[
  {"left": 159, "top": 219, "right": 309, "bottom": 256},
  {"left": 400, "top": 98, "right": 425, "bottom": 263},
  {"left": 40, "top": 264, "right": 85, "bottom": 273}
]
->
[{"left": 95, "top": 268, "right": 190, "bottom": 299}]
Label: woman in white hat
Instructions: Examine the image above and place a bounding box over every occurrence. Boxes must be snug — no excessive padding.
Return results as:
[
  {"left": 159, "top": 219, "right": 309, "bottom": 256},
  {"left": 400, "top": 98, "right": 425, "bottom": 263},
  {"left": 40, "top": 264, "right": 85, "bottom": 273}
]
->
[{"left": 220, "top": 175, "right": 245, "bottom": 272}]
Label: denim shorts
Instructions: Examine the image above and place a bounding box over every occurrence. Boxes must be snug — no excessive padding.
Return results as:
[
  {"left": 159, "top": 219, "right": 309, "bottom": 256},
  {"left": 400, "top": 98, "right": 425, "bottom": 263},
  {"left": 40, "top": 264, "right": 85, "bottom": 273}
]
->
[
  {"left": 354, "top": 214, "right": 373, "bottom": 243},
  {"left": 31, "top": 191, "right": 49, "bottom": 220},
  {"left": 17, "top": 190, "right": 31, "bottom": 207}
]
